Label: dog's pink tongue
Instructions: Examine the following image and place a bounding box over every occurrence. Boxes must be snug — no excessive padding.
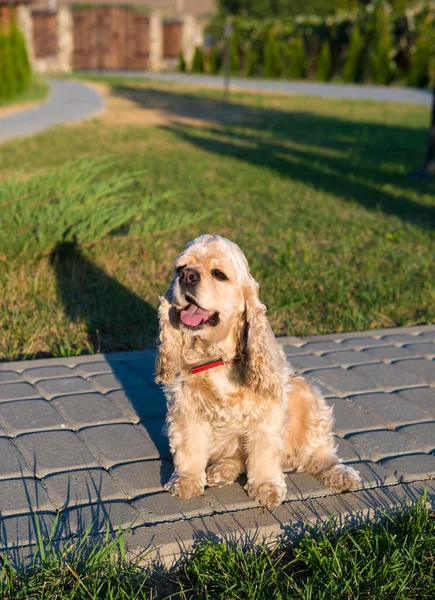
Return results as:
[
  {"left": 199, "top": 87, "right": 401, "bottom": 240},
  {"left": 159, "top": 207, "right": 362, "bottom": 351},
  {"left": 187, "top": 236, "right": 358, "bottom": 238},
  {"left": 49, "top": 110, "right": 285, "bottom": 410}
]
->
[{"left": 180, "top": 304, "right": 213, "bottom": 327}]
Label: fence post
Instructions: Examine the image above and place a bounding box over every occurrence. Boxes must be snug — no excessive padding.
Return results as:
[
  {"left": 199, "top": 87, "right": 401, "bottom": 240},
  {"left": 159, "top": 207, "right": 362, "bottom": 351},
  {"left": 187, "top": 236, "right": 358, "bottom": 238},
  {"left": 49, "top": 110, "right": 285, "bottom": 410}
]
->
[{"left": 57, "top": 6, "right": 73, "bottom": 72}]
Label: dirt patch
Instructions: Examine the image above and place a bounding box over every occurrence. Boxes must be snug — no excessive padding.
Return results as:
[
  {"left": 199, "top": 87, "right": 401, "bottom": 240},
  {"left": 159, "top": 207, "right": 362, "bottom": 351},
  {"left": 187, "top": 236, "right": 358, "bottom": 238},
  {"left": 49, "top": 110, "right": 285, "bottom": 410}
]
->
[
  {"left": 0, "top": 100, "right": 41, "bottom": 118},
  {"left": 78, "top": 79, "right": 252, "bottom": 128}
]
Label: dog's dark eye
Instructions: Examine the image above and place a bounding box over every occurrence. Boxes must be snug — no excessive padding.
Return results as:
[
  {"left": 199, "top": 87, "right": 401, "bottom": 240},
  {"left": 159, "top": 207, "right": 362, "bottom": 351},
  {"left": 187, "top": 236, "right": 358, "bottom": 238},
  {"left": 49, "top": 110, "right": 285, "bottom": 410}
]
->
[
  {"left": 176, "top": 265, "right": 186, "bottom": 273},
  {"left": 211, "top": 269, "right": 228, "bottom": 281}
]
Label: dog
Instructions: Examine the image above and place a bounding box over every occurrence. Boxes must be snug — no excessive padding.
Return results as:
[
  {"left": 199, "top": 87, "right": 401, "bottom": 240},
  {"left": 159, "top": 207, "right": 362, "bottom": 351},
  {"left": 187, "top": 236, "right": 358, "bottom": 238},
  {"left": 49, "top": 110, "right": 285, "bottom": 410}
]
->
[{"left": 155, "top": 234, "right": 361, "bottom": 508}]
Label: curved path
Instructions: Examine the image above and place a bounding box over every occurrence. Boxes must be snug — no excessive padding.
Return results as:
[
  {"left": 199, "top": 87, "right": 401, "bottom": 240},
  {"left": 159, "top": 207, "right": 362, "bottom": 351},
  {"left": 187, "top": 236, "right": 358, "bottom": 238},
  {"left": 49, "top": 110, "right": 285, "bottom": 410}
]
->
[
  {"left": 0, "top": 79, "right": 105, "bottom": 144},
  {"left": 82, "top": 70, "right": 432, "bottom": 106}
]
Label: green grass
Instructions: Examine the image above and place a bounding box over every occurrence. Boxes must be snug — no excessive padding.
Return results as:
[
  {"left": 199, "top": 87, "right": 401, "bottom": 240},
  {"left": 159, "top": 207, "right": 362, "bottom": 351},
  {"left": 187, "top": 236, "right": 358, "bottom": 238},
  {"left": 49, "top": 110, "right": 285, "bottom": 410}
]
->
[
  {"left": 0, "top": 75, "right": 48, "bottom": 108},
  {"left": 0, "top": 76, "right": 434, "bottom": 360},
  {"left": 1, "top": 498, "right": 434, "bottom": 599}
]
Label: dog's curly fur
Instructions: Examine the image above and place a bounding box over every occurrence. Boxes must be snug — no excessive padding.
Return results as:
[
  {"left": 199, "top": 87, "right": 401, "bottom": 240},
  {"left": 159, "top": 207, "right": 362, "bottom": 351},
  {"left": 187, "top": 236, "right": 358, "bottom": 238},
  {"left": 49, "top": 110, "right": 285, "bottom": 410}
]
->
[{"left": 156, "top": 235, "right": 361, "bottom": 508}]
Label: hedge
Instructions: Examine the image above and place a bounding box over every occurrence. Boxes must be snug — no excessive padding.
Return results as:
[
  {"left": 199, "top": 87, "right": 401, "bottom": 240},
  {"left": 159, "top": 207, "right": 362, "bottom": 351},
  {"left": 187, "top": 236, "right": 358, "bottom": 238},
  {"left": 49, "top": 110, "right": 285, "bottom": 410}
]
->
[{"left": 182, "top": 0, "right": 435, "bottom": 88}]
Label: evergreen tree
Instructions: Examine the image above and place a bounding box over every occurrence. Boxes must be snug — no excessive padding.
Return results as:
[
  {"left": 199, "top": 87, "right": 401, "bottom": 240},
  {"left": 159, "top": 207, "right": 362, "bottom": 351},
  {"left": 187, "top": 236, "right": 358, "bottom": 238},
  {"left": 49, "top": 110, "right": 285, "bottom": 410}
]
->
[
  {"left": 367, "top": 3, "right": 395, "bottom": 85},
  {"left": 315, "top": 41, "right": 333, "bottom": 81},
  {"left": 282, "top": 35, "right": 306, "bottom": 80},
  {"left": 263, "top": 28, "right": 282, "bottom": 78},
  {"left": 9, "top": 22, "right": 31, "bottom": 94},
  {"left": 178, "top": 51, "right": 186, "bottom": 72},
  {"left": 408, "top": 18, "right": 434, "bottom": 88},
  {"left": 229, "top": 34, "right": 240, "bottom": 73},
  {"left": 209, "top": 45, "right": 221, "bottom": 74},
  {"left": 342, "top": 24, "right": 365, "bottom": 83},
  {"left": 244, "top": 43, "right": 258, "bottom": 77},
  {"left": 191, "top": 46, "right": 204, "bottom": 73},
  {"left": 0, "top": 31, "right": 17, "bottom": 99}
]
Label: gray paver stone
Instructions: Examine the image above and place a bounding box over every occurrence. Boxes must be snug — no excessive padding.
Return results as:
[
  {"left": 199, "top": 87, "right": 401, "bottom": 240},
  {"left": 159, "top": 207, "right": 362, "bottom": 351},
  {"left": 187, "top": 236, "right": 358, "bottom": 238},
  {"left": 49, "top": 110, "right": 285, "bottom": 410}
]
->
[
  {"left": 340, "top": 337, "right": 390, "bottom": 349},
  {"left": 0, "top": 438, "right": 32, "bottom": 479},
  {"left": 36, "top": 377, "right": 95, "bottom": 400},
  {"left": 362, "top": 346, "right": 416, "bottom": 363},
  {"left": 139, "top": 419, "right": 170, "bottom": 458},
  {"left": 282, "top": 345, "right": 310, "bottom": 357},
  {"left": 285, "top": 472, "right": 335, "bottom": 501},
  {"left": 378, "top": 334, "right": 425, "bottom": 345},
  {"left": 380, "top": 454, "right": 435, "bottom": 482},
  {"left": 0, "top": 478, "right": 55, "bottom": 516},
  {"left": 348, "top": 461, "right": 399, "bottom": 489},
  {"left": 347, "top": 430, "right": 422, "bottom": 462},
  {"left": 288, "top": 355, "right": 332, "bottom": 372},
  {"left": 60, "top": 501, "right": 140, "bottom": 535},
  {"left": 107, "top": 387, "right": 167, "bottom": 423},
  {"left": 0, "top": 399, "right": 66, "bottom": 435},
  {"left": 133, "top": 491, "right": 213, "bottom": 524},
  {"left": 392, "top": 359, "right": 435, "bottom": 385},
  {"left": 402, "top": 343, "right": 435, "bottom": 358},
  {"left": 323, "top": 350, "right": 378, "bottom": 368},
  {"left": 74, "top": 361, "right": 120, "bottom": 377},
  {"left": 327, "top": 398, "right": 384, "bottom": 436},
  {"left": 303, "top": 374, "right": 334, "bottom": 397},
  {"left": 419, "top": 331, "right": 435, "bottom": 342},
  {"left": 350, "top": 363, "right": 424, "bottom": 392},
  {"left": 0, "top": 372, "right": 25, "bottom": 384},
  {"left": 396, "top": 423, "right": 435, "bottom": 454},
  {"left": 206, "top": 478, "right": 258, "bottom": 511},
  {"left": 88, "top": 372, "right": 147, "bottom": 394},
  {"left": 110, "top": 460, "right": 173, "bottom": 498},
  {"left": 52, "top": 393, "right": 126, "bottom": 428},
  {"left": 394, "top": 387, "right": 435, "bottom": 418},
  {"left": 122, "top": 354, "right": 159, "bottom": 388},
  {"left": 43, "top": 468, "right": 127, "bottom": 509},
  {"left": 297, "top": 341, "right": 344, "bottom": 354},
  {"left": 305, "top": 368, "right": 379, "bottom": 397},
  {"left": 334, "top": 436, "right": 369, "bottom": 462},
  {"left": 350, "top": 392, "right": 429, "bottom": 428},
  {"left": 79, "top": 424, "right": 160, "bottom": 468},
  {"left": 0, "top": 512, "right": 56, "bottom": 550},
  {"left": 0, "top": 424, "right": 6, "bottom": 436},
  {"left": 0, "top": 382, "right": 39, "bottom": 402},
  {"left": 22, "top": 366, "right": 74, "bottom": 383},
  {"left": 15, "top": 430, "right": 99, "bottom": 477}
]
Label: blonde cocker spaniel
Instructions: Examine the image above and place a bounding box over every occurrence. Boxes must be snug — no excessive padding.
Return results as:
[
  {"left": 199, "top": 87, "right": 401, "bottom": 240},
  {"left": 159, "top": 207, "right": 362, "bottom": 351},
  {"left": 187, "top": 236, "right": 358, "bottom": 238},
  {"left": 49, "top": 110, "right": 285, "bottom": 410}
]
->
[{"left": 156, "top": 235, "right": 361, "bottom": 508}]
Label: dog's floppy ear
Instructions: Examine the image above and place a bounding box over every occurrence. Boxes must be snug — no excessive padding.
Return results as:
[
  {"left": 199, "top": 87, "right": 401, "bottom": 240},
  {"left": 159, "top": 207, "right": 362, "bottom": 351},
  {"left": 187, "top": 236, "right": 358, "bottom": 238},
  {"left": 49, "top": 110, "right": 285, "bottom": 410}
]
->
[
  {"left": 155, "top": 295, "right": 182, "bottom": 385},
  {"left": 241, "top": 276, "right": 283, "bottom": 400}
]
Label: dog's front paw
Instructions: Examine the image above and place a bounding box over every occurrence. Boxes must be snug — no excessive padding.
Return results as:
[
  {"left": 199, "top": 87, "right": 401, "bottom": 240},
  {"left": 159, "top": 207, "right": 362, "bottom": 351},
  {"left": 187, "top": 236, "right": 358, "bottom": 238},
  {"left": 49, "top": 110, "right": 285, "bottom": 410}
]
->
[
  {"left": 206, "top": 459, "right": 242, "bottom": 487},
  {"left": 245, "top": 478, "right": 286, "bottom": 509},
  {"left": 165, "top": 473, "right": 205, "bottom": 499},
  {"left": 322, "top": 464, "right": 361, "bottom": 492}
]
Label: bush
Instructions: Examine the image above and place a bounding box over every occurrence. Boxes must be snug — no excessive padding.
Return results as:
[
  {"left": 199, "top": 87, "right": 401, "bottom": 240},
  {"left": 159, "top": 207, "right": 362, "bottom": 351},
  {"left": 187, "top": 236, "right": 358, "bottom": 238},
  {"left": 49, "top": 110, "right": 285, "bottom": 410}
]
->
[
  {"left": 342, "top": 24, "right": 365, "bottom": 83},
  {"left": 315, "top": 41, "right": 333, "bottom": 81},
  {"left": 263, "top": 28, "right": 282, "bottom": 78},
  {"left": 191, "top": 46, "right": 204, "bottom": 73},
  {"left": 178, "top": 51, "right": 186, "bottom": 72},
  {"left": 209, "top": 45, "right": 221, "bottom": 74},
  {"left": 9, "top": 22, "right": 31, "bottom": 94},
  {"left": 367, "top": 4, "right": 395, "bottom": 84},
  {"left": 282, "top": 35, "right": 306, "bottom": 79}
]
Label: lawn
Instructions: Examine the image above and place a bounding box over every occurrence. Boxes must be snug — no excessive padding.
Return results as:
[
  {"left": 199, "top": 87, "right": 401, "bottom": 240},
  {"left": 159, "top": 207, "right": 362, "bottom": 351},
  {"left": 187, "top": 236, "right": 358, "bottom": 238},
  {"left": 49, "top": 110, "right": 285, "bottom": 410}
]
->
[
  {"left": 1, "top": 498, "right": 434, "bottom": 598},
  {"left": 0, "top": 76, "right": 434, "bottom": 360}
]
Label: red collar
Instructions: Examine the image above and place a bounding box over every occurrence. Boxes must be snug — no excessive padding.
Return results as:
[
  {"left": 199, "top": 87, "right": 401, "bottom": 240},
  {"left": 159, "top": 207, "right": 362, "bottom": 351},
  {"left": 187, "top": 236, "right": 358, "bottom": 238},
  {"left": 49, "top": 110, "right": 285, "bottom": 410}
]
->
[{"left": 190, "top": 357, "right": 241, "bottom": 375}]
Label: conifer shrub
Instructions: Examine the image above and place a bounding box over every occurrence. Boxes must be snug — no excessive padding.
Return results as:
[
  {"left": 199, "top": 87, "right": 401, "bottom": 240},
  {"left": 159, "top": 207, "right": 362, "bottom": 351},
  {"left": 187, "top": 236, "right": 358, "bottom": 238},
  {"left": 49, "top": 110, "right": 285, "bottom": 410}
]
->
[
  {"left": 191, "top": 46, "right": 204, "bottom": 73},
  {"left": 0, "top": 31, "right": 17, "bottom": 99},
  {"left": 9, "top": 22, "right": 31, "bottom": 94},
  {"left": 282, "top": 34, "right": 306, "bottom": 79},
  {"left": 263, "top": 28, "right": 282, "bottom": 78},
  {"left": 244, "top": 43, "right": 258, "bottom": 76},
  {"left": 342, "top": 24, "right": 365, "bottom": 83},
  {"left": 315, "top": 41, "right": 333, "bottom": 81},
  {"left": 367, "top": 4, "right": 395, "bottom": 84},
  {"left": 178, "top": 51, "right": 186, "bottom": 72},
  {"left": 408, "top": 18, "right": 435, "bottom": 88},
  {"left": 229, "top": 34, "right": 240, "bottom": 73},
  {"left": 209, "top": 45, "right": 221, "bottom": 74}
]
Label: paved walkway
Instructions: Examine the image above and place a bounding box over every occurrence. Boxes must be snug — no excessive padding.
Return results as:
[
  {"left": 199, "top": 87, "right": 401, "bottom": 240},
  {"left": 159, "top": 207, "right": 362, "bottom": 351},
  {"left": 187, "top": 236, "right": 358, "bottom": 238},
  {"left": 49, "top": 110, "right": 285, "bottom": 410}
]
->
[
  {"left": 0, "top": 325, "right": 434, "bottom": 567},
  {"left": 0, "top": 79, "right": 105, "bottom": 144},
  {"left": 81, "top": 70, "right": 433, "bottom": 106}
]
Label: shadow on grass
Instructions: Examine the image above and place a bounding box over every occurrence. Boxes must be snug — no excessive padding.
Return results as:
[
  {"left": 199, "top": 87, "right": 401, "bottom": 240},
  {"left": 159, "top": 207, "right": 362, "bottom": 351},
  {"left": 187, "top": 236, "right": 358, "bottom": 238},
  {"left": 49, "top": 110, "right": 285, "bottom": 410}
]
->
[{"left": 113, "top": 84, "right": 435, "bottom": 230}]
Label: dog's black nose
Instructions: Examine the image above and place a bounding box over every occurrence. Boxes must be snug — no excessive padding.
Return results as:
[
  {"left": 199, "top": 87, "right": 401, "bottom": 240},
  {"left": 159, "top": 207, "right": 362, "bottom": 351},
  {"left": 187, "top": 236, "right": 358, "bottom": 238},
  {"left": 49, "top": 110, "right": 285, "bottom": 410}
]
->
[{"left": 179, "top": 268, "right": 200, "bottom": 287}]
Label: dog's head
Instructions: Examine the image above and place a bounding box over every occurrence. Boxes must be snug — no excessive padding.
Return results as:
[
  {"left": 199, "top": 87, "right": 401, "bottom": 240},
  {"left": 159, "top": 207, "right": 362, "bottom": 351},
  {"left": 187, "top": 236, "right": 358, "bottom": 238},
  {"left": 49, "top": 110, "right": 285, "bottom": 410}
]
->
[{"left": 155, "top": 235, "right": 284, "bottom": 399}]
